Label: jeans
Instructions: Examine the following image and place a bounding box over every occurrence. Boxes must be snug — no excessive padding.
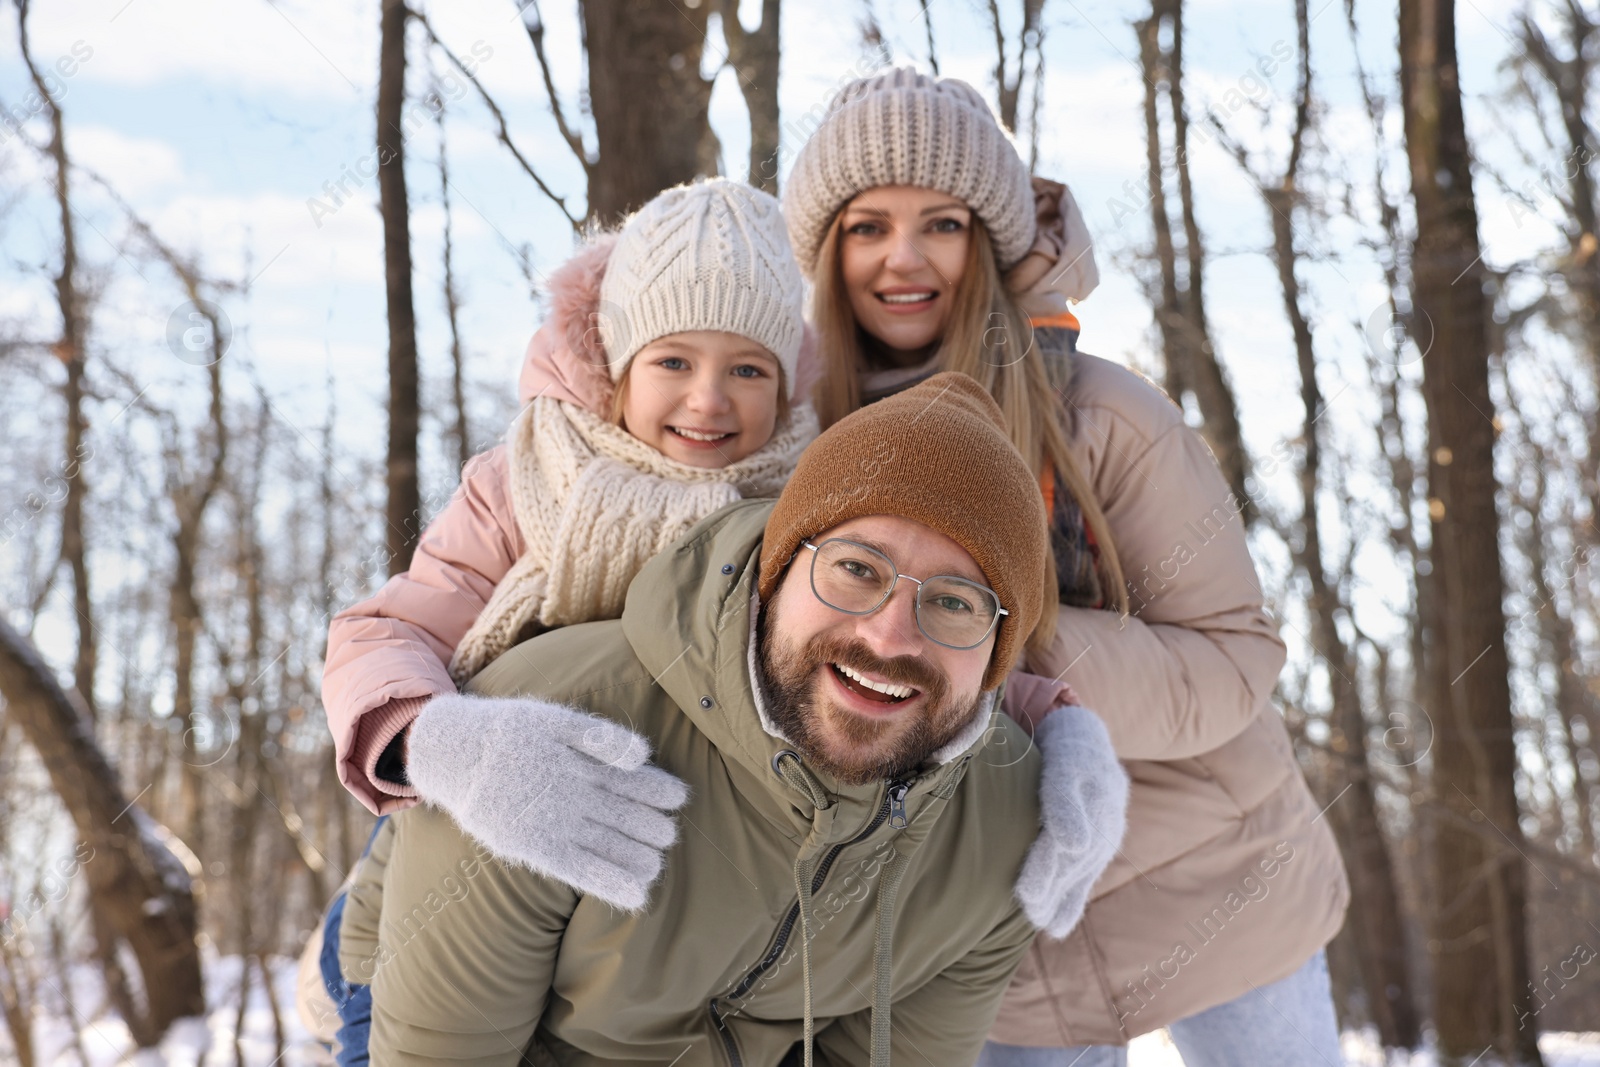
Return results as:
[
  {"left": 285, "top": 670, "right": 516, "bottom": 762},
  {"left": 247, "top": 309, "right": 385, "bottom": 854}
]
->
[
  {"left": 319, "top": 816, "right": 387, "bottom": 1067},
  {"left": 976, "top": 949, "right": 1343, "bottom": 1067}
]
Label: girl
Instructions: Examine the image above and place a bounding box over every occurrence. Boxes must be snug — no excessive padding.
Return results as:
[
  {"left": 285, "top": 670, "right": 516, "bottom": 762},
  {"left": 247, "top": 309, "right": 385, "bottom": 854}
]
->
[
  {"left": 323, "top": 177, "right": 813, "bottom": 825},
  {"left": 312, "top": 178, "right": 816, "bottom": 1063},
  {"left": 781, "top": 67, "right": 1350, "bottom": 1066}
]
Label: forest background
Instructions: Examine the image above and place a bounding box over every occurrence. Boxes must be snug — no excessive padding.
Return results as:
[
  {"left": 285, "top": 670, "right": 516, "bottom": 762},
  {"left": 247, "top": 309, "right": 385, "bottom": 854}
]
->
[{"left": 2, "top": 0, "right": 1599, "bottom": 1062}]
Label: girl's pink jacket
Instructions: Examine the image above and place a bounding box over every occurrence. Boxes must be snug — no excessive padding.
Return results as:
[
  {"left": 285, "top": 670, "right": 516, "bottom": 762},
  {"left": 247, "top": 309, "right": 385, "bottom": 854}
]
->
[{"left": 322, "top": 239, "right": 625, "bottom": 814}]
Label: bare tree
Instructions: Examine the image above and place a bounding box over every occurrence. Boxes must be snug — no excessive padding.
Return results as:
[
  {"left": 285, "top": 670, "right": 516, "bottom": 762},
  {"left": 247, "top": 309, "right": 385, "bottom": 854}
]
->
[
  {"left": 0, "top": 619, "right": 204, "bottom": 1046},
  {"left": 18, "top": 0, "right": 95, "bottom": 718},
  {"left": 987, "top": 0, "right": 1043, "bottom": 135},
  {"left": 1514, "top": 3, "right": 1600, "bottom": 379},
  {"left": 1400, "top": 0, "right": 1545, "bottom": 1058},
  {"left": 379, "top": 0, "right": 422, "bottom": 575},
  {"left": 720, "top": 0, "right": 782, "bottom": 193},
  {"left": 1517, "top": 440, "right": 1599, "bottom": 861},
  {"left": 435, "top": 95, "right": 471, "bottom": 473},
  {"left": 520, "top": 0, "right": 720, "bottom": 223},
  {"left": 1212, "top": 0, "right": 1421, "bottom": 1043},
  {"left": 1135, "top": 0, "right": 1253, "bottom": 518}
]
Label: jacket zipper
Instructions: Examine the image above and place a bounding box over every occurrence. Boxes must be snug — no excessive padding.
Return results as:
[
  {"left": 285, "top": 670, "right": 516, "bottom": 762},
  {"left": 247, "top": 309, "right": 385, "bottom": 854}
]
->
[
  {"left": 708, "top": 775, "right": 913, "bottom": 1066},
  {"left": 887, "top": 780, "right": 911, "bottom": 828}
]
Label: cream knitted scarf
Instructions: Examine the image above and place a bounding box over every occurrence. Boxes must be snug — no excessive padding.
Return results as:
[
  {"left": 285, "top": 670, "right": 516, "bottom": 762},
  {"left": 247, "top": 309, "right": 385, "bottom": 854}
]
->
[{"left": 450, "top": 397, "right": 817, "bottom": 684}]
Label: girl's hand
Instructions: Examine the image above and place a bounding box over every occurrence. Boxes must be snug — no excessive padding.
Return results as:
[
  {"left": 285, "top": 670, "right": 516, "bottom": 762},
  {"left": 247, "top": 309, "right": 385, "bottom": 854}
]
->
[
  {"left": 1000, "top": 670, "right": 1081, "bottom": 736},
  {"left": 406, "top": 692, "right": 690, "bottom": 912}
]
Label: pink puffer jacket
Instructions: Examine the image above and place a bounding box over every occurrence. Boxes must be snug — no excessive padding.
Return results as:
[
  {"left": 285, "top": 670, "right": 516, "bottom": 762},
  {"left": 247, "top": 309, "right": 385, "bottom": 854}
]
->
[{"left": 320, "top": 239, "right": 623, "bottom": 814}]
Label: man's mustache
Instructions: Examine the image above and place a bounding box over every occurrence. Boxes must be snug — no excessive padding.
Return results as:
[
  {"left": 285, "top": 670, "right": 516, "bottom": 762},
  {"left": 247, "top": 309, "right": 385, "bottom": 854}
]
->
[{"left": 799, "top": 633, "right": 949, "bottom": 702}]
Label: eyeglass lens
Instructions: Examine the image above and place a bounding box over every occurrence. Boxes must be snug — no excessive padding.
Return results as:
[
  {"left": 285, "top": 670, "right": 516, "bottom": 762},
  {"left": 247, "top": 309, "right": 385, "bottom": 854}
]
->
[{"left": 809, "top": 538, "right": 1001, "bottom": 650}]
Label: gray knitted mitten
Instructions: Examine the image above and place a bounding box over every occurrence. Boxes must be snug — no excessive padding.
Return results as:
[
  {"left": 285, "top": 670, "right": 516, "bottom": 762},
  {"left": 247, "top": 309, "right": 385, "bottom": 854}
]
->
[
  {"left": 1014, "top": 704, "right": 1130, "bottom": 937},
  {"left": 407, "top": 692, "right": 690, "bottom": 912}
]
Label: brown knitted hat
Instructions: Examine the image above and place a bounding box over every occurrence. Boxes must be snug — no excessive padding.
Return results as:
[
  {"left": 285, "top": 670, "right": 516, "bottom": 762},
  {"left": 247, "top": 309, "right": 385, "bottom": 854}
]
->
[{"left": 758, "top": 372, "right": 1048, "bottom": 690}]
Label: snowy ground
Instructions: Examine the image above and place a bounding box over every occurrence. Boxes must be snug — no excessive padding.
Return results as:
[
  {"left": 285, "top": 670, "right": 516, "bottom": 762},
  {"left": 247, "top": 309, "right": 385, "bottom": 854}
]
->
[
  {"left": 1128, "top": 1028, "right": 1600, "bottom": 1066},
  {"left": 11, "top": 953, "right": 1600, "bottom": 1064}
]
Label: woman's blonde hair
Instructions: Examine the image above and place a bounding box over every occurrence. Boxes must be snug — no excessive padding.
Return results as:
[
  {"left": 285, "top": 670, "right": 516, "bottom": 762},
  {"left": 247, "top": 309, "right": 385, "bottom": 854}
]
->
[{"left": 810, "top": 215, "right": 1129, "bottom": 655}]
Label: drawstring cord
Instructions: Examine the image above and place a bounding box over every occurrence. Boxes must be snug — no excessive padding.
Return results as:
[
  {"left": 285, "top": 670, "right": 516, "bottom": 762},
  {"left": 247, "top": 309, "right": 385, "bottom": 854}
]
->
[
  {"left": 792, "top": 853, "right": 818, "bottom": 1067},
  {"left": 775, "top": 752, "right": 830, "bottom": 1067},
  {"left": 869, "top": 847, "right": 913, "bottom": 1064},
  {"left": 772, "top": 750, "right": 924, "bottom": 1066}
]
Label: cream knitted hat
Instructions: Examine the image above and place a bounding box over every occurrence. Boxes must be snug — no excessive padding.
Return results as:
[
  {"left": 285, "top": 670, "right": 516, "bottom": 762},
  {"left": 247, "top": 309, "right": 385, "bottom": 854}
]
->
[
  {"left": 782, "top": 66, "right": 1037, "bottom": 277},
  {"left": 598, "top": 178, "right": 806, "bottom": 397}
]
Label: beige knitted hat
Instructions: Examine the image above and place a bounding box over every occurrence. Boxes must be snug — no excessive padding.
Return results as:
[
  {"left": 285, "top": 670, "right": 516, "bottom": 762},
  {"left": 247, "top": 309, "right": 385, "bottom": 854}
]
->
[
  {"left": 598, "top": 178, "right": 806, "bottom": 397},
  {"left": 782, "top": 66, "right": 1037, "bottom": 277}
]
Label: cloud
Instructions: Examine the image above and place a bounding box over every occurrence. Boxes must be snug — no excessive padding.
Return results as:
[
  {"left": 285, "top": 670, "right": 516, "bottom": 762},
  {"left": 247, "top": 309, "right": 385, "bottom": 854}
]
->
[
  {"left": 20, "top": 0, "right": 371, "bottom": 97},
  {"left": 67, "top": 125, "right": 186, "bottom": 199}
]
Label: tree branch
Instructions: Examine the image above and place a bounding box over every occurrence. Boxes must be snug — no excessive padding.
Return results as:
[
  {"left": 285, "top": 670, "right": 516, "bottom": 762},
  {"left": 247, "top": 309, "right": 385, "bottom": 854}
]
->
[
  {"left": 515, "top": 0, "right": 592, "bottom": 172},
  {"left": 414, "top": 11, "right": 581, "bottom": 231}
]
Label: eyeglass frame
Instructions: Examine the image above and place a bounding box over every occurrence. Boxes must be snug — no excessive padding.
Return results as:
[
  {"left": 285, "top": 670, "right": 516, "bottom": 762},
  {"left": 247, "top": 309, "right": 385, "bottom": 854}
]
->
[{"left": 800, "top": 538, "right": 1009, "bottom": 651}]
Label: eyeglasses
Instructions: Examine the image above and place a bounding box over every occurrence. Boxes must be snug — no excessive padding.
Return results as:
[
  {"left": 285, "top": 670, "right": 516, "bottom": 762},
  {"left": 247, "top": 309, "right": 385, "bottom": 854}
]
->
[{"left": 802, "top": 538, "right": 1008, "bottom": 651}]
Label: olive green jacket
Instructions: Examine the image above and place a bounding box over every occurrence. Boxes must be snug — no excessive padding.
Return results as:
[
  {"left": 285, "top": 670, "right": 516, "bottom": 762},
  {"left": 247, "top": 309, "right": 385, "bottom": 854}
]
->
[{"left": 366, "top": 500, "right": 1043, "bottom": 1066}]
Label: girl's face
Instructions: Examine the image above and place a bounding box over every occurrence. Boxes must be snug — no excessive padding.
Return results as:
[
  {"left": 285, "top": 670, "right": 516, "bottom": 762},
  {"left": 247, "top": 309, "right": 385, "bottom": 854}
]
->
[
  {"left": 620, "top": 331, "right": 783, "bottom": 468},
  {"left": 837, "top": 186, "right": 973, "bottom": 357}
]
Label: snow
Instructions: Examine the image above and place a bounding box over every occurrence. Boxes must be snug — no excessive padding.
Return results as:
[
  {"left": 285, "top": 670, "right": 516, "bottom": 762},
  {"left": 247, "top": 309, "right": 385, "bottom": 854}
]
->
[
  {"left": 9, "top": 954, "right": 1599, "bottom": 1065},
  {"left": 1124, "top": 1028, "right": 1600, "bottom": 1066},
  {"left": 24, "top": 952, "right": 332, "bottom": 1066}
]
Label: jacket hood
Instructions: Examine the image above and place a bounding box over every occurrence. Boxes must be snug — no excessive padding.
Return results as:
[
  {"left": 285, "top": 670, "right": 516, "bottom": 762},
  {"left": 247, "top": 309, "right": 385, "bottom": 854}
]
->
[
  {"left": 518, "top": 236, "right": 823, "bottom": 414},
  {"left": 620, "top": 499, "right": 996, "bottom": 806},
  {"left": 518, "top": 235, "right": 619, "bottom": 413}
]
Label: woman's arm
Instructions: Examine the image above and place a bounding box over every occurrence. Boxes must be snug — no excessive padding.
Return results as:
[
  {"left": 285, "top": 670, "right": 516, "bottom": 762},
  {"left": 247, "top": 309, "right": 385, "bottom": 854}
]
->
[{"left": 1038, "top": 360, "right": 1286, "bottom": 761}]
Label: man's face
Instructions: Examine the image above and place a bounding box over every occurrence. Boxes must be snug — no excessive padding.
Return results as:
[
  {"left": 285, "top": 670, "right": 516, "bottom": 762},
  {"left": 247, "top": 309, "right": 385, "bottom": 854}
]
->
[{"left": 756, "top": 514, "right": 997, "bottom": 786}]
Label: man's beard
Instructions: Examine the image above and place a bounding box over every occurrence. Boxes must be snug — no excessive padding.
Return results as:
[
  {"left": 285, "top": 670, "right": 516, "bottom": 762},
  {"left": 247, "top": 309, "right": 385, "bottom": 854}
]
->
[{"left": 755, "top": 593, "right": 984, "bottom": 786}]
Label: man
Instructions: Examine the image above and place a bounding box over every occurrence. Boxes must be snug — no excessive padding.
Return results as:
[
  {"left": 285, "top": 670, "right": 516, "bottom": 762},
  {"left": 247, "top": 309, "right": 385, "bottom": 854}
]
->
[{"left": 367, "top": 373, "right": 1126, "bottom": 1065}]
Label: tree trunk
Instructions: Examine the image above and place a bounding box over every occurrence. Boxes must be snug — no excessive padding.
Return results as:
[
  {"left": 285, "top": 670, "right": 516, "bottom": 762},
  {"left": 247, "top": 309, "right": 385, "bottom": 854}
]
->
[
  {"left": 1238, "top": 0, "right": 1422, "bottom": 1037},
  {"left": 720, "top": 0, "right": 781, "bottom": 193},
  {"left": 581, "top": 0, "right": 718, "bottom": 222},
  {"left": 18, "top": 0, "right": 95, "bottom": 720},
  {"left": 163, "top": 307, "right": 228, "bottom": 853},
  {"left": 1399, "top": 0, "right": 1544, "bottom": 1059},
  {"left": 1228, "top": 0, "right": 1422, "bottom": 1043},
  {"left": 1137, "top": 3, "right": 1187, "bottom": 403},
  {"left": 1166, "top": 0, "right": 1250, "bottom": 516},
  {"left": 436, "top": 110, "right": 471, "bottom": 473},
  {"left": 988, "top": 0, "right": 1046, "bottom": 135},
  {"left": 1515, "top": 8, "right": 1600, "bottom": 523},
  {"left": 1273, "top": 189, "right": 1421, "bottom": 1046},
  {"left": 1517, "top": 446, "right": 1599, "bottom": 861},
  {"left": 379, "top": 0, "right": 422, "bottom": 575},
  {"left": 1135, "top": 0, "right": 1252, "bottom": 518},
  {"left": 0, "top": 619, "right": 205, "bottom": 1046}
]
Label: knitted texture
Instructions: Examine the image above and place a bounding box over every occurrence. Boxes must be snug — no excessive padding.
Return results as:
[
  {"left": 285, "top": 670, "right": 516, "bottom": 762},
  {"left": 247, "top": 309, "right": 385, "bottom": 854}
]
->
[
  {"left": 757, "top": 372, "right": 1048, "bottom": 691},
  {"left": 1014, "top": 704, "right": 1130, "bottom": 937},
  {"left": 406, "top": 691, "right": 691, "bottom": 912},
  {"left": 598, "top": 178, "right": 806, "bottom": 393},
  {"left": 450, "top": 396, "right": 819, "bottom": 683},
  {"left": 782, "top": 66, "right": 1037, "bottom": 276}
]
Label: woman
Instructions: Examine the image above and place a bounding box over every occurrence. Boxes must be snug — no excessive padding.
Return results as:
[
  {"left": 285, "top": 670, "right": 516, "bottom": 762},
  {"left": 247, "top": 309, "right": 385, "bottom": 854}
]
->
[{"left": 780, "top": 67, "right": 1348, "bottom": 1064}]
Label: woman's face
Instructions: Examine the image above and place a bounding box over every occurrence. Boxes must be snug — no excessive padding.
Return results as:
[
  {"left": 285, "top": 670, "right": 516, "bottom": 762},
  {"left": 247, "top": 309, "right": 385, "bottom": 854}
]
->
[
  {"left": 619, "top": 330, "right": 782, "bottom": 468},
  {"left": 837, "top": 186, "right": 973, "bottom": 357}
]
